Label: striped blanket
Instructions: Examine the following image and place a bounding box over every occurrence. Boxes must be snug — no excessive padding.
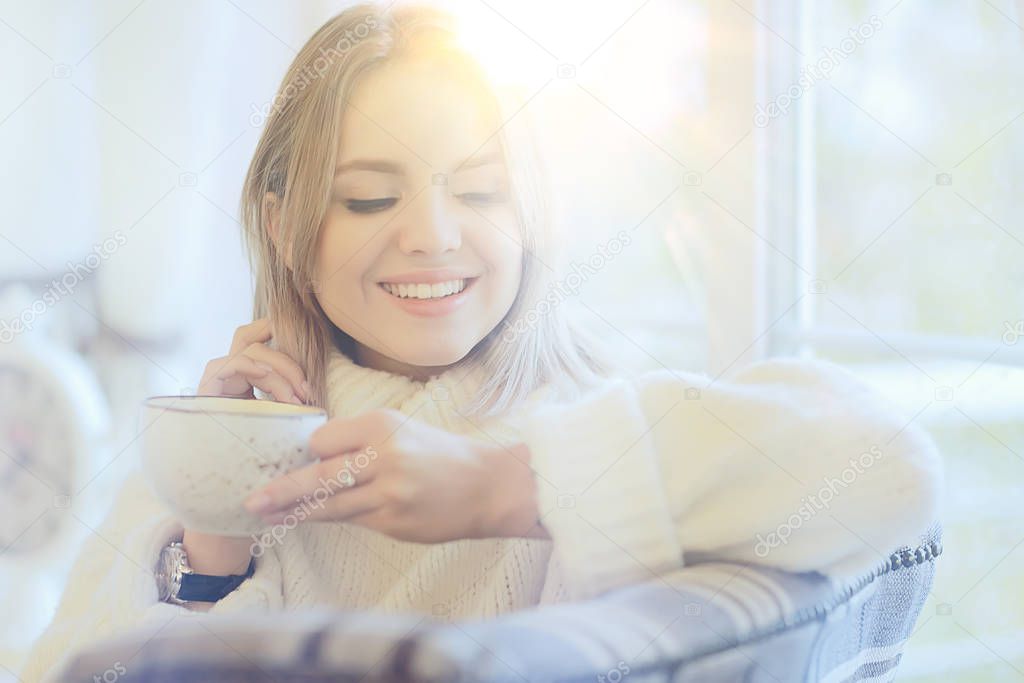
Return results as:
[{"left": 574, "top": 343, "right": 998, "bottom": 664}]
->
[{"left": 50, "top": 524, "right": 940, "bottom": 682}]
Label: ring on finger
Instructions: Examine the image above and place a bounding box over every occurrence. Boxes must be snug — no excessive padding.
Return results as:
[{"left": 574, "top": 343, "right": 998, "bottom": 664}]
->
[{"left": 339, "top": 457, "right": 356, "bottom": 488}]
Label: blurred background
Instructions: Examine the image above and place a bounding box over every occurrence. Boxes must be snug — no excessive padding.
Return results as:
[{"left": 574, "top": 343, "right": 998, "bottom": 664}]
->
[{"left": 1, "top": 1, "right": 1022, "bottom": 681}]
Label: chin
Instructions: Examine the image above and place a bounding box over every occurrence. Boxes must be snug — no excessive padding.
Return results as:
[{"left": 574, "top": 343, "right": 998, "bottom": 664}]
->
[
  {"left": 386, "top": 335, "right": 481, "bottom": 370},
  {"left": 399, "top": 345, "right": 474, "bottom": 369}
]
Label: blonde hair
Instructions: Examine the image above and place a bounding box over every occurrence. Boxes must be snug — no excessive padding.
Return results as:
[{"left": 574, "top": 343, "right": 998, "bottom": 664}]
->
[{"left": 240, "top": 2, "right": 609, "bottom": 416}]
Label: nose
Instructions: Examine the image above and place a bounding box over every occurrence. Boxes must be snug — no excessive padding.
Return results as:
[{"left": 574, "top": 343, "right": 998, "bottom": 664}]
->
[{"left": 397, "top": 188, "right": 462, "bottom": 255}]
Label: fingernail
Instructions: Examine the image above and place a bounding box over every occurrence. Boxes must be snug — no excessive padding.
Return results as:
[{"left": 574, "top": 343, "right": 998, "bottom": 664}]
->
[{"left": 245, "top": 492, "right": 273, "bottom": 513}]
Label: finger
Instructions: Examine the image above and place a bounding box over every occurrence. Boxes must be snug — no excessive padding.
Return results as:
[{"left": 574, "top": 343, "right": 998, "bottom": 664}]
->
[
  {"left": 244, "top": 455, "right": 379, "bottom": 515},
  {"left": 309, "top": 410, "right": 402, "bottom": 459},
  {"left": 260, "top": 481, "right": 382, "bottom": 525},
  {"left": 199, "top": 355, "right": 270, "bottom": 396},
  {"left": 242, "top": 343, "right": 308, "bottom": 401},
  {"left": 248, "top": 369, "right": 304, "bottom": 405},
  {"left": 211, "top": 354, "right": 271, "bottom": 381},
  {"left": 246, "top": 453, "right": 376, "bottom": 516},
  {"left": 212, "top": 354, "right": 299, "bottom": 404},
  {"left": 229, "top": 318, "right": 273, "bottom": 355}
]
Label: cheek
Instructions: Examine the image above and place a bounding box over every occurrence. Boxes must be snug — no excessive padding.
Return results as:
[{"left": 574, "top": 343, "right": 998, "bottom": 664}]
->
[
  {"left": 473, "top": 210, "right": 523, "bottom": 274},
  {"left": 470, "top": 217, "right": 522, "bottom": 302},
  {"left": 499, "top": 231, "right": 524, "bottom": 266},
  {"left": 314, "top": 222, "right": 373, "bottom": 304},
  {"left": 486, "top": 239, "right": 524, "bottom": 306}
]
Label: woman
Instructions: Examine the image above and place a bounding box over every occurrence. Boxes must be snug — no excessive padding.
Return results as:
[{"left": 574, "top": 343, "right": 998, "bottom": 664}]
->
[{"left": 21, "top": 5, "right": 941, "bottom": 681}]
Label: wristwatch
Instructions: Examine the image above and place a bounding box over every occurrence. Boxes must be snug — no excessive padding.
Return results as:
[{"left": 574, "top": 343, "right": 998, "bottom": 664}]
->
[{"left": 155, "top": 541, "right": 255, "bottom": 605}]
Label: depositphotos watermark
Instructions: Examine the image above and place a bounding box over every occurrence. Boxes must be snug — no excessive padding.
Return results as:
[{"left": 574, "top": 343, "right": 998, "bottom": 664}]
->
[
  {"left": 597, "top": 661, "right": 630, "bottom": 683},
  {"left": 91, "top": 661, "right": 126, "bottom": 683},
  {"left": 249, "top": 15, "right": 378, "bottom": 127},
  {"left": 754, "top": 15, "right": 883, "bottom": 128},
  {"left": 501, "top": 230, "right": 632, "bottom": 342},
  {"left": 1003, "top": 320, "right": 1023, "bottom": 345},
  {"left": 0, "top": 231, "right": 127, "bottom": 344},
  {"left": 754, "top": 445, "right": 883, "bottom": 558},
  {"left": 249, "top": 446, "right": 378, "bottom": 556}
]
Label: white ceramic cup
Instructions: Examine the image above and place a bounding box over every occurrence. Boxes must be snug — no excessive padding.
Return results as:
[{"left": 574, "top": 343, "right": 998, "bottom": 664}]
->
[{"left": 139, "top": 395, "right": 328, "bottom": 537}]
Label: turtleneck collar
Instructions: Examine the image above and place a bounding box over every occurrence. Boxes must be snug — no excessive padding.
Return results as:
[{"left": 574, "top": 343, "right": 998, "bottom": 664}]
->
[{"left": 324, "top": 347, "right": 493, "bottom": 423}]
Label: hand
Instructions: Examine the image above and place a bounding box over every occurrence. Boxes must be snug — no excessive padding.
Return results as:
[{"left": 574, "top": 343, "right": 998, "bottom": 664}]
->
[
  {"left": 243, "top": 410, "right": 549, "bottom": 543},
  {"left": 197, "top": 318, "right": 309, "bottom": 405},
  {"left": 183, "top": 318, "right": 308, "bottom": 586}
]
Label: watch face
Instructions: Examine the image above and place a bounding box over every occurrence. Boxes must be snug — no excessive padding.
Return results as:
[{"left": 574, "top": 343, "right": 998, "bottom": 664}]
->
[{"left": 156, "top": 543, "right": 188, "bottom": 602}]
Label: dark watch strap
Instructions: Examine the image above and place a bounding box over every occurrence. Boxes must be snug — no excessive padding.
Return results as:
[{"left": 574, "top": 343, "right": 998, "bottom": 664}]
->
[{"left": 177, "top": 557, "right": 256, "bottom": 603}]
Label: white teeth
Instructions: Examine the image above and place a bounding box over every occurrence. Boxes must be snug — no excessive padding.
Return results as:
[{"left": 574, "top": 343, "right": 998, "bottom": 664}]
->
[{"left": 382, "top": 279, "right": 467, "bottom": 299}]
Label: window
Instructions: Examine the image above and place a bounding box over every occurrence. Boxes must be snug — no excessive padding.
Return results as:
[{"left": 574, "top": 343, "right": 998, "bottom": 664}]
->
[
  {"left": 759, "top": 2, "right": 1024, "bottom": 679},
  {"left": 535, "top": 1, "right": 1024, "bottom": 677}
]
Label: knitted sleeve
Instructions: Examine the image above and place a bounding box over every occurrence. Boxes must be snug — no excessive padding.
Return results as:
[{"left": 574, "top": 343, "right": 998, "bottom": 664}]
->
[
  {"left": 18, "top": 470, "right": 283, "bottom": 683},
  {"left": 520, "top": 359, "right": 942, "bottom": 601}
]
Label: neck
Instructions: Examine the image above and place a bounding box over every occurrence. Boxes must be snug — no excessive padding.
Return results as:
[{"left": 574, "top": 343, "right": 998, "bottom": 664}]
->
[{"left": 353, "top": 343, "right": 452, "bottom": 382}]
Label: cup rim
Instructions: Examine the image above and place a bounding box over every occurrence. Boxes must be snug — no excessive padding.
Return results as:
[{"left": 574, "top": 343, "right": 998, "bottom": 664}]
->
[{"left": 142, "top": 395, "right": 328, "bottom": 418}]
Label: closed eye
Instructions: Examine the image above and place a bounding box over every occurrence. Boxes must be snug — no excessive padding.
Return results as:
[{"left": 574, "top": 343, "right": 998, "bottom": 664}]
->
[{"left": 346, "top": 197, "right": 398, "bottom": 214}]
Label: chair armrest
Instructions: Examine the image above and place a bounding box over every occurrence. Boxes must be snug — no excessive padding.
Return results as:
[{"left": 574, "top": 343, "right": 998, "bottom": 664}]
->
[{"left": 50, "top": 525, "right": 941, "bottom": 683}]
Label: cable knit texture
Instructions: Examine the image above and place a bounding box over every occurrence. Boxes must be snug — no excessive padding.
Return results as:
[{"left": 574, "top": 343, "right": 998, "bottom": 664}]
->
[{"left": 20, "top": 349, "right": 942, "bottom": 682}]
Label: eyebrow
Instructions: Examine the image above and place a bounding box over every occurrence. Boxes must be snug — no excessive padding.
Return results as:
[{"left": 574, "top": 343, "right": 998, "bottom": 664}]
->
[
  {"left": 334, "top": 159, "right": 405, "bottom": 176},
  {"left": 457, "top": 151, "right": 503, "bottom": 171},
  {"left": 334, "top": 152, "right": 503, "bottom": 177}
]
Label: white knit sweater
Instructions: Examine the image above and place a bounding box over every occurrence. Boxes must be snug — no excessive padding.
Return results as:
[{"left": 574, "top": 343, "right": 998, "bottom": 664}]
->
[{"left": 21, "top": 349, "right": 942, "bottom": 682}]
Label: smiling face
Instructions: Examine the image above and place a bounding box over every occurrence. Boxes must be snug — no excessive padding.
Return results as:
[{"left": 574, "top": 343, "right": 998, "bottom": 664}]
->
[{"left": 312, "top": 56, "right": 523, "bottom": 379}]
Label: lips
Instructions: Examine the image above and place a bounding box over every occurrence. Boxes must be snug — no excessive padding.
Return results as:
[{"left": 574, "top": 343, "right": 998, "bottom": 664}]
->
[
  {"left": 377, "top": 275, "right": 478, "bottom": 317},
  {"left": 378, "top": 269, "right": 477, "bottom": 283}
]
